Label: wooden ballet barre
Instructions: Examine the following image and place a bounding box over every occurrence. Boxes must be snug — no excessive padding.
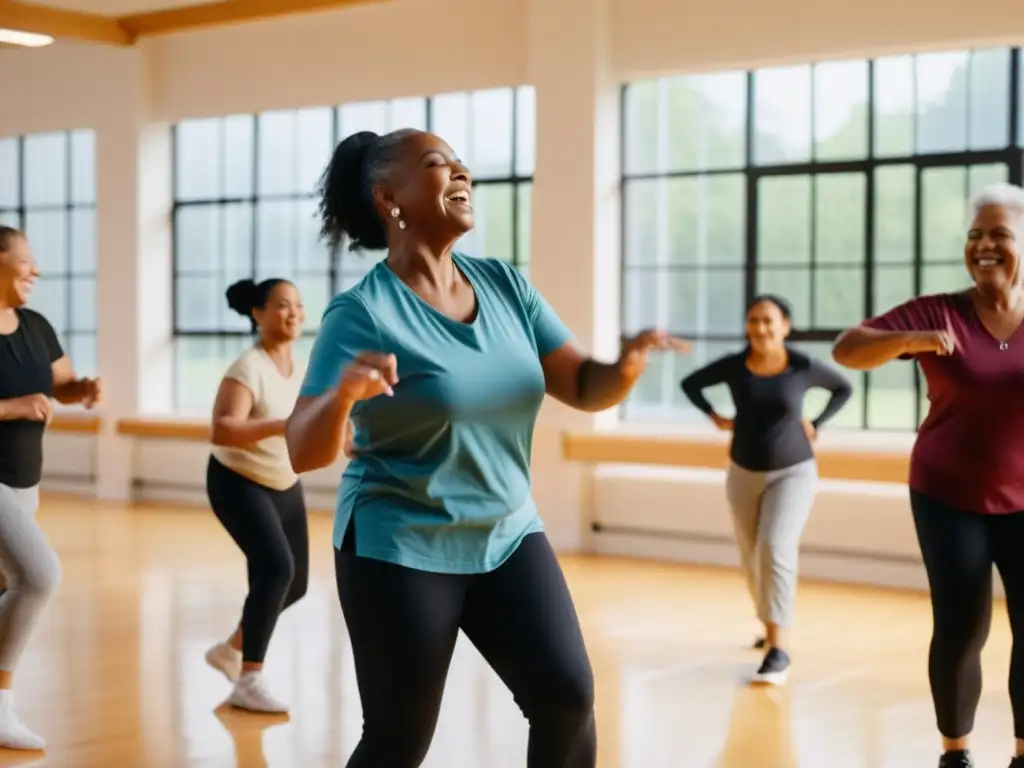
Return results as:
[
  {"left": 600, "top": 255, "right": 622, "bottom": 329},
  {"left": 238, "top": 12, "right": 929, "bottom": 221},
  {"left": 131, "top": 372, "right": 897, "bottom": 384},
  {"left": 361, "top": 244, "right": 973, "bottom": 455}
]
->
[
  {"left": 561, "top": 431, "right": 911, "bottom": 484},
  {"left": 115, "top": 417, "right": 210, "bottom": 442},
  {"left": 49, "top": 413, "right": 103, "bottom": 434}
]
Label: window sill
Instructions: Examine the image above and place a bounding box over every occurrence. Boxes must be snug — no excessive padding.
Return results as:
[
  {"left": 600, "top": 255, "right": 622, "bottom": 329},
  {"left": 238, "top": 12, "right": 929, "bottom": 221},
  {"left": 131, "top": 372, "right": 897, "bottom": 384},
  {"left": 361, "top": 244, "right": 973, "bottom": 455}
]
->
[{"left": 115, "top": 417, "right": 209, "bottom": 441}]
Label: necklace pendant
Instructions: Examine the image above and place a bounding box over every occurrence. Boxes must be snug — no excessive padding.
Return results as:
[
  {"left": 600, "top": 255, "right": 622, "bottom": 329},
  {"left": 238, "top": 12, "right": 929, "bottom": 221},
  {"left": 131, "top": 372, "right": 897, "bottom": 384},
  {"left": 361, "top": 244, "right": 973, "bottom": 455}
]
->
[{"left": 1000, "top": 341, "right": 1010, "bottom": 350}]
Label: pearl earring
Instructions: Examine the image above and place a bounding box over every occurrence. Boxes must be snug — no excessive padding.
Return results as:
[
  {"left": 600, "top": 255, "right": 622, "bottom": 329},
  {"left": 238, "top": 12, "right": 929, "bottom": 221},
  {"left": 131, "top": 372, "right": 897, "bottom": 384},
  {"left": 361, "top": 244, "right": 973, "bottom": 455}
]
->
[{"left": 390, "top": 206, "right": 406, "bottom": 231}]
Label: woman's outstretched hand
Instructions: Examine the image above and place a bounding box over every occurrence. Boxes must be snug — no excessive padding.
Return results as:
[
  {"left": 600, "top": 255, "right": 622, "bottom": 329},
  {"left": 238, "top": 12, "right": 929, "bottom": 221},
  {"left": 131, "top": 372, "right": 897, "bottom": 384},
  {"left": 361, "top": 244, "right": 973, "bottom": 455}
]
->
[
  {"left": 337, "top": 352, "right": 399, "bottom": 405},
  {"left": 618, "top": 329, "right": 692, "bottom": 380}
]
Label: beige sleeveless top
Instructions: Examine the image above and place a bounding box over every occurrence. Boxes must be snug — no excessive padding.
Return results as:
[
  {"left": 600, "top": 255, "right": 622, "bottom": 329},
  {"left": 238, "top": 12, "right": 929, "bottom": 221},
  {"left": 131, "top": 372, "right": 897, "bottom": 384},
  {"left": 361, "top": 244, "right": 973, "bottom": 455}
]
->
[{"left": 210, "top": 345, "right": 304, "bottom": 491}]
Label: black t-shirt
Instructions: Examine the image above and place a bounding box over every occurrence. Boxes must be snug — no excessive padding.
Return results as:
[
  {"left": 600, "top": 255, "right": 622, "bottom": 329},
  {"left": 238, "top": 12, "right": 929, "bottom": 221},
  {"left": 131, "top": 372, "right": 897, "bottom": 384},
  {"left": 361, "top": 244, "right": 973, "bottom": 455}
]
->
[
  {"left": 680, "top": 348, "right": 853, "bottom": 472},
  {"left": 0, "top": 309, "right": 63, "bottom": 488}
]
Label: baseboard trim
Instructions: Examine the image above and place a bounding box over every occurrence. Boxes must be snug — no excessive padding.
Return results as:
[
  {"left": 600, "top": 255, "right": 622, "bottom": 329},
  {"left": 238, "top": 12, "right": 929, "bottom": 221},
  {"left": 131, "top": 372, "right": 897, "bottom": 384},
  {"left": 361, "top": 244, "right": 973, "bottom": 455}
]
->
[{"left": 587, "top": 529, "right": 943, "bottom": 594}]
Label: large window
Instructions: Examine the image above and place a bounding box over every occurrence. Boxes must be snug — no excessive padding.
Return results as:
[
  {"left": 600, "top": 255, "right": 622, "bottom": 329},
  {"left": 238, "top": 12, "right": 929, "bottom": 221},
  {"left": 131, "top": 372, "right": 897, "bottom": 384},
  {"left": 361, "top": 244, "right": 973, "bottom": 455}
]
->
[
  {"left": 0, "top": 131, "right": 97, "bottom": 376},
  {"left": 622, "top": 48, "right": 1023, "bottom": 430},
  {"left": 172, "top": 86, "right": 536, "bottom": 413}
]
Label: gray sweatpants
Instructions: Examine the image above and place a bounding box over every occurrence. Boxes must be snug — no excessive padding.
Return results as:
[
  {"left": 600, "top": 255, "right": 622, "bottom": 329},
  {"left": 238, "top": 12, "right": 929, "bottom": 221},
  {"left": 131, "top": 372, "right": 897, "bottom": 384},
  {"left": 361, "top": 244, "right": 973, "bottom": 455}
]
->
[
  {"left": 724, "top": 459, "right": 817, "bottom": 628},
  {"left": 0, "top": 484, "right": 61, "bottom": 671}
]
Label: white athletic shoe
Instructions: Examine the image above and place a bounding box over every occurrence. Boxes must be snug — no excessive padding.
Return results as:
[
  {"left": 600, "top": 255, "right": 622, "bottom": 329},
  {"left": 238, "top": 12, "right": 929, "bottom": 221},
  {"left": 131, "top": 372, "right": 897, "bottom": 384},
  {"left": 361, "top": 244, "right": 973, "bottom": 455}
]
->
[
  {"left": 205, "top": 642, "right": 243, "bottom": 683},
  {"left": 226, "top": 672, "right": 290, "bottom": 714},
  {"left": 0, "top": 691, "right": 45, "bottom": 750}
]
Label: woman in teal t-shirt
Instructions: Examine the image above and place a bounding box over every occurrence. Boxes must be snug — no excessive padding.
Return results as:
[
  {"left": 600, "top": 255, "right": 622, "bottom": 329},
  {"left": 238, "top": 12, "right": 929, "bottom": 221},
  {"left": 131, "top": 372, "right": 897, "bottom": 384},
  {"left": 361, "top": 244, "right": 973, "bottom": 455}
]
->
[{"left": 287, "top": 128, "right": 687, "bottom": 767}]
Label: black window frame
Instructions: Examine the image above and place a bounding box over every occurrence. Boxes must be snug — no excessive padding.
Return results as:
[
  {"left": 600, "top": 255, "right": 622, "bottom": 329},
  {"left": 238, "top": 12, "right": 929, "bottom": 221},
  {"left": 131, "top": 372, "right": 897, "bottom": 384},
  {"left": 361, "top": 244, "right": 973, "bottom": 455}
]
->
[
  {"left": 170, "top": 87, "right": 535, "bottom": 411},
  {"left": 620, "top": 48, "right": 1024, "bottom": 429},
  {"left": 0, "top": 130, "right": 98, "bottom": 376}
]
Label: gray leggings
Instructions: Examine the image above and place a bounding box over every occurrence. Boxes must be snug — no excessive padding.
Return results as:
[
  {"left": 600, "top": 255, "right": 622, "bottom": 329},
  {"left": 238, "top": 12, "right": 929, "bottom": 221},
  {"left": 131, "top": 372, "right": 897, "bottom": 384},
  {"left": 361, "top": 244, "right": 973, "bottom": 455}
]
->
[
  {"left": 0, "top": 484, "right": 61, "bottom": 671},
  {"left": 724, "top": 459, "right": 817, "bottom": 628}
]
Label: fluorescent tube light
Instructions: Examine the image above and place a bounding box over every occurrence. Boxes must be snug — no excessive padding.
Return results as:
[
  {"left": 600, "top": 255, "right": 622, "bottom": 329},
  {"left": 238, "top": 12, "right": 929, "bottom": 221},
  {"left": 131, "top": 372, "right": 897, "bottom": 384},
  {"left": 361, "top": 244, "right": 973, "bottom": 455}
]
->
[{"left": 0, "top": 29, "right": 54, "bottom": 48}]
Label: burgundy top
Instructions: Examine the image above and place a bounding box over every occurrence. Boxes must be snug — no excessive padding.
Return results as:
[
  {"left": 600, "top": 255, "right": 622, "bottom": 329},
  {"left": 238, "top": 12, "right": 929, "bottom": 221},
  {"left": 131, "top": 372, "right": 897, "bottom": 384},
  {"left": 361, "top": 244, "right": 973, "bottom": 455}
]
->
[{"left": 863, "top": 291, "right": 1024, "bottom": 514}]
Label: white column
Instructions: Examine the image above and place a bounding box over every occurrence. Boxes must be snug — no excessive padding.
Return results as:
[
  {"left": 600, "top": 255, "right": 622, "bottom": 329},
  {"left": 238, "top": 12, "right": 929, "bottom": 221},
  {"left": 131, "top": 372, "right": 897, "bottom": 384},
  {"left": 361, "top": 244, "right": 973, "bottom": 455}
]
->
[
  {"left": 526, "top": 0, "right": 620, "bottom": 552},
  {"left": 94, "top": 50, "right": 173, "bottom": 501}
]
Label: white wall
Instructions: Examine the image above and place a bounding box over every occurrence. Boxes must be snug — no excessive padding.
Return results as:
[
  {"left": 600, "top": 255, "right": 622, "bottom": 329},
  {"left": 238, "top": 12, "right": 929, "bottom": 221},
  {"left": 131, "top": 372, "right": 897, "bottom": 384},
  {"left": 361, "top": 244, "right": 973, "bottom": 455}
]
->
[
  {"left": 4, "top": 0, "right": 1020, "bottom": 589},
  {"left": 591, "top": 467, "right": 932, "bottom": 588},
  {"left": 613, "top": 0, "right": 1024, "bottom": 76}
]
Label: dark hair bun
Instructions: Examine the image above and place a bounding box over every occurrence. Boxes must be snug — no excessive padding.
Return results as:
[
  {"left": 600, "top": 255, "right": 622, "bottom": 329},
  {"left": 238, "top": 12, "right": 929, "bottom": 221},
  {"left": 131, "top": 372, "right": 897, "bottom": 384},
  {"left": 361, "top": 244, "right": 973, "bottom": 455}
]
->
[
  {"left": 225, "top": 278, "right": 257, "bottom": 316},
  {"left": 337, "top": 131, "right": 379, "bottom": 182},
  {"left": 318, "top": 131, "right": 385, "bottom": 251}
]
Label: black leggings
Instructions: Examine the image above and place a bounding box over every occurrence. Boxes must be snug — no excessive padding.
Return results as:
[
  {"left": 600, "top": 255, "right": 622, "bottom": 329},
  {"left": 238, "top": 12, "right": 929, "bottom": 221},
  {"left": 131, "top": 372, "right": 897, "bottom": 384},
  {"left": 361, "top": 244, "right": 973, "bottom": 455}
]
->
[
  {"left": 335, "top": 527, "right": 596, "bottom": 768},
  {"left": 911, "top": 491, "right": 1024, "bottom": 739},
  {"left": 206, "top": 456, "right": 309, "bottom": 664}
]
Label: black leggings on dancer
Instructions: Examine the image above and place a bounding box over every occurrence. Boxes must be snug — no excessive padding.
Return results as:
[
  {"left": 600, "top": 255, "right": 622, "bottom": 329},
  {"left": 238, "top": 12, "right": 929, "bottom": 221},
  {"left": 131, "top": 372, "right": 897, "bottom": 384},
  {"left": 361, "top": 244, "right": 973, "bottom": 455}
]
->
[
  {"left": 912, "top": 491, "right": 1024, "bottom": 739},
  {"left": 335, "top": 524, "right": 597, "bottom": 768},
  {"left": 206, "top": 456, "right": 309, "bottom": 663}
]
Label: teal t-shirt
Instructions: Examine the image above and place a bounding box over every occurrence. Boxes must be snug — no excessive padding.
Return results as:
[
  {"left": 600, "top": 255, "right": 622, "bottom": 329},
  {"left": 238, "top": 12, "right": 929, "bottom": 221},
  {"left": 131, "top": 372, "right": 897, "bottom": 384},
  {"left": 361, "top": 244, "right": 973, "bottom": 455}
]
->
[{"left": 299, "top": 253, "right": 573, "bottom": 574}]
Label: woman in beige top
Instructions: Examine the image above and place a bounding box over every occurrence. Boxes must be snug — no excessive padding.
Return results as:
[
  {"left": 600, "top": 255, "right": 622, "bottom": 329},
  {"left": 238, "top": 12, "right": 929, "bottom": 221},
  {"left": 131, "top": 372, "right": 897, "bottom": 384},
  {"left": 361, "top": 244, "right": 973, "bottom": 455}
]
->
[{"left": 203, "top": 277, "right": 307, "bottom": 715}]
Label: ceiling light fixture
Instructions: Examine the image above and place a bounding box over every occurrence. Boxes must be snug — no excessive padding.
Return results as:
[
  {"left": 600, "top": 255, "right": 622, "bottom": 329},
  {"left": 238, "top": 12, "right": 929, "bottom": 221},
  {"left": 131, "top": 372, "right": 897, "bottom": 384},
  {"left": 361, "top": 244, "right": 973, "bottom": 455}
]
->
[{"left": 0, "top": 29, "right": 54, "bottom": 48}]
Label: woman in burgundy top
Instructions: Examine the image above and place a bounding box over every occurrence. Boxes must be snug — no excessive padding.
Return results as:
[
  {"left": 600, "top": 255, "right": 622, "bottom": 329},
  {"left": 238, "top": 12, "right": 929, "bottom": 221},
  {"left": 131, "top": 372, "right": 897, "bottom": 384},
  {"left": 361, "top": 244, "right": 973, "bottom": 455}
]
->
[{"left": 832, "top": 183, "right": 1024, "bottom": 768}]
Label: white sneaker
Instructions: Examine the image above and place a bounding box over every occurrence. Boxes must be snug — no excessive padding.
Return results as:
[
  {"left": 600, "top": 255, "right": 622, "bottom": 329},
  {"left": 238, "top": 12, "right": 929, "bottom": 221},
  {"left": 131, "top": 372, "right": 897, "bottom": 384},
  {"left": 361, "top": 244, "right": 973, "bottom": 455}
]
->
[
  {"left": 226, "top": 672, "right": 289, "bottom": 714},
  {"left": 0, "top": 691, "right": 44, "bottom": 750},
  {"left": 205, "top": 642, "right": 243, "bottom": 683}
]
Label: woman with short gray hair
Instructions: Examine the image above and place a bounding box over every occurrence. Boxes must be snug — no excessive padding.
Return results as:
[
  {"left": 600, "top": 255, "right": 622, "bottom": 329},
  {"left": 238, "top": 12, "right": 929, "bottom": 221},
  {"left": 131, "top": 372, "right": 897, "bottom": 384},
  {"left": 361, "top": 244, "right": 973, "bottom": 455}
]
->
[{"left": 832, "top": 183, "right": 1024, "bottom": 768}]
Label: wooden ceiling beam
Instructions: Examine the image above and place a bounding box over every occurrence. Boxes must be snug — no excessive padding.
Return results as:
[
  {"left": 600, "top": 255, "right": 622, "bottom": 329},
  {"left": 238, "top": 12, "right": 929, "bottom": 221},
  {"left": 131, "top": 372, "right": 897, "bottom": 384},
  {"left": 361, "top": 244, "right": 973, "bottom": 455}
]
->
[
  {"left": 0, "top": 0, "right": 391, "bottom": 48},
  {"left": 0, "top": 0, "right": 133, "bottom": 46},
  {"left": 119, "top": 0, "right": 383, "bottom": 38}
]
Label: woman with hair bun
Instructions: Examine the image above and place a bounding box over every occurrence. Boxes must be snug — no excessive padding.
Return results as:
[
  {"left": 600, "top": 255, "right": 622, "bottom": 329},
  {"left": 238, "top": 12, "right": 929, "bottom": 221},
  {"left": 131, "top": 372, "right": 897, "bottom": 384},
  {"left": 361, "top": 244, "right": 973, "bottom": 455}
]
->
[
  {"left": 202, "top": 277, "right": 308, "bottom": 714},
  {"left": 286, "top": 128, "right": 689, "bottom": 767},
  {"left": 681, "top": 294, "right": 852, "bottom": 687}
]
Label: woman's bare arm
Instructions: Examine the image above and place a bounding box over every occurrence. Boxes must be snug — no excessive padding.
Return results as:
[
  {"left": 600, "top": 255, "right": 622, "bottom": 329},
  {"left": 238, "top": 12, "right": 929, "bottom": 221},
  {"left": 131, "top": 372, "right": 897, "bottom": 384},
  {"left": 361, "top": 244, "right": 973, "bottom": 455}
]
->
[
  {"left": 210, "top": 379, "right": 285, "bottom": 447},
  {"left": 286, "top": 393, "right": 352, "bottom": 473},
  {"left": 540, "top": 331, "right": 691, "bottom": 413},
  {"left": 832, "top": 327, "right": 948, "bottom": 370},
  {"left": 287, "top": 352, "right": 398, "bottom": 473}
]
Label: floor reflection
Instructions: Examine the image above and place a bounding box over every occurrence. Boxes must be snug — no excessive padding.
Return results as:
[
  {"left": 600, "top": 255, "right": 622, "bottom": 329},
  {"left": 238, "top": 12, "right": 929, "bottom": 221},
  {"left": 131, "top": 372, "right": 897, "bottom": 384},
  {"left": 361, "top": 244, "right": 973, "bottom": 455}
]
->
[
  {"left": 717, "top": 687, "right": 796, "bottom": 768},
  {"left": 213, "top": 705, "right": 289, "bottom": 768},
  {"left": 11, "top": 496, "right": 1019, "bottom": 767}
]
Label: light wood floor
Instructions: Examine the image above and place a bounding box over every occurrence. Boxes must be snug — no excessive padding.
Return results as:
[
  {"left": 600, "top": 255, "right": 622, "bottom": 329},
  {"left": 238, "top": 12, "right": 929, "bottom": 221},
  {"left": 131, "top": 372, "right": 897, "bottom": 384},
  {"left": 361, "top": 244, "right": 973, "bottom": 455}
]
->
[{"left": 6, "top": 495, "right": 1020, "bottom": 767}]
